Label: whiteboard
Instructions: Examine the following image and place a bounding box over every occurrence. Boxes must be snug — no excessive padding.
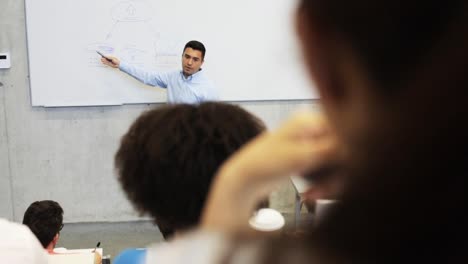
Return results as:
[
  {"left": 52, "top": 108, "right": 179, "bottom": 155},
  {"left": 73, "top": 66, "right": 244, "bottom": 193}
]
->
[{"left": 25, "top": 0, "right": 317, "bottom": 107}]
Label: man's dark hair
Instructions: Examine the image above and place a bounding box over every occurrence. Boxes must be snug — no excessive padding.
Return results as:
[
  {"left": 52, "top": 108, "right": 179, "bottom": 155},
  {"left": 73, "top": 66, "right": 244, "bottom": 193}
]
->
[
  {"left": 115, "top": 102, "right": 265, "bottom": 239},
  {"left": 183, "top": 40, "right": 206, "bottom": 60},
  {"left": 22, "top": 200, "right": 64, "bottom": 248}
]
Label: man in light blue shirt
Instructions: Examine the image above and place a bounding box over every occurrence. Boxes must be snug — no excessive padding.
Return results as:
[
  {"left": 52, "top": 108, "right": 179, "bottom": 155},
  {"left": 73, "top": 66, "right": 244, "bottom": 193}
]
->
[{"left": 100, "top": 40, "right": 218, "bottom": 104}]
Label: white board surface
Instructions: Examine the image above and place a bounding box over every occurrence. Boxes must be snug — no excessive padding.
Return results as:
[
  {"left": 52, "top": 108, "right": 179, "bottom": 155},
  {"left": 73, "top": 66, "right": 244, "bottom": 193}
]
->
[{"left": 25, "top": 0, "right": 317, "bottom": 107}]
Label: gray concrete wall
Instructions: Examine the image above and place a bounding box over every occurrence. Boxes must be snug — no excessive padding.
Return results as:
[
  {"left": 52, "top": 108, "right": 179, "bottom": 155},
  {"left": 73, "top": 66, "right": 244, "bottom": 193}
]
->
[
  {"left": 0, "top": 0, "right": 319, "bottom": 222},
  {"left": 0, "top": 76, "right": 14, "bottom": 220}
]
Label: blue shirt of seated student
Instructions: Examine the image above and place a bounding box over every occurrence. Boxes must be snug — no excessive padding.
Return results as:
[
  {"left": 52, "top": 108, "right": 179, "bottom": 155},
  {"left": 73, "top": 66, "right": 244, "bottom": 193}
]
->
[
  {"left": 113, "top": 248, "right": 146, "bottom": 264},
  {"left": 119, "top": 47, "right": 218, "bottom": 104}
]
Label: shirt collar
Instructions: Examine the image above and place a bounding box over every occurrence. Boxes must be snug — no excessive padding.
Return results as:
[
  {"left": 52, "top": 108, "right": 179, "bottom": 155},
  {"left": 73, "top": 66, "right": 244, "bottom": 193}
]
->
[{"left": 180, "top": 68, "right": 203, "bottom": 81}]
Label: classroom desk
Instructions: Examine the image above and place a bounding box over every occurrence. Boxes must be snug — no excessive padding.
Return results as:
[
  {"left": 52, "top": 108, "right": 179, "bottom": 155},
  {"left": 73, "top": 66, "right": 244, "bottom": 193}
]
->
[
  {"left": 290, "top": 177, "right": 338, "bottom": 229},
  {"left": 290, "top": 176, "right": 310, "bottom": 229},
  {"left": 48, "top": 248, "right": 104, "bottom": 264}
]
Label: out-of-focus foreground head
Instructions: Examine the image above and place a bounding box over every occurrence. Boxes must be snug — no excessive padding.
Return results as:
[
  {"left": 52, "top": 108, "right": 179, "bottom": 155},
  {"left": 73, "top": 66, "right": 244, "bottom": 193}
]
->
[{"left": 295, "top": 0, "right": 468, "bottom": 263}]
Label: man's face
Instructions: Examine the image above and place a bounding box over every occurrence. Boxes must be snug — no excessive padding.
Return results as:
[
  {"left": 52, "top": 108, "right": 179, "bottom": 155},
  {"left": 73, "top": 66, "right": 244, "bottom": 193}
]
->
[{"left": 182, "top": 48, "right": 204, "bottom": 77}]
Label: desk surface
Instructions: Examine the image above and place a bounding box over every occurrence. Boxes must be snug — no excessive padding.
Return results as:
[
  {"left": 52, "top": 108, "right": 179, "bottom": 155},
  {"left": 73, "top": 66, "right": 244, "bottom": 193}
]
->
[
  {"left": 48, "top": 248, "right": 103, "bottom": 264},
  {"left": 54, "top": 248, "right": 103, "bottom": 255},
  {"left": 290, "top": 176, "right": 311, "bottom": 194}
]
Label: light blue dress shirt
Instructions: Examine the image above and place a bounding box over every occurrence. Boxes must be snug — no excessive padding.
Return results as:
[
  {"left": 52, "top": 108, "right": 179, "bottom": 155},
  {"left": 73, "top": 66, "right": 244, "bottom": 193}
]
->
[{"left": 119, "top": 61, "right": 218, "bottom": 104}]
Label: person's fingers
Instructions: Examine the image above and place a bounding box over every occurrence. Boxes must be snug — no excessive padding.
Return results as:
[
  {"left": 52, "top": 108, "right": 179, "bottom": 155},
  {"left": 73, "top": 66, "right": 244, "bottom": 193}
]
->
[
  {"left": 221, "top": 121, "right": 337, "bottom": 196},
  {"left": 303, "top": 183, "right": 336, "bottom": 201},
  {"left": 94, "top": 252, "right": 102, "bottom": 264},
  {"left": 100, "top": 56, "right": 119, "bottom": 68},
  {"left": 110, "top": 57, "right": 120, "bottom": 67},
  {"left": 201, "top": 112, "right": 338, "bottom": 233},
  {"left": 101, "top": 58, "right": 111, "bottom": 66},
  {"left": 277, "top": 112, "right": 328, "bottom": 141},
  {"left": 278, "top": 133, "right": 337, "bottom": 174}
]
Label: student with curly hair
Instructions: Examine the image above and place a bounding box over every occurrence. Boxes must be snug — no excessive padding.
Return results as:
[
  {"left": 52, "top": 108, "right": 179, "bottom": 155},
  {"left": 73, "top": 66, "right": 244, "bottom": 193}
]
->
[{"left": 115, "top": 102, "right": 267, "bottom": 240}]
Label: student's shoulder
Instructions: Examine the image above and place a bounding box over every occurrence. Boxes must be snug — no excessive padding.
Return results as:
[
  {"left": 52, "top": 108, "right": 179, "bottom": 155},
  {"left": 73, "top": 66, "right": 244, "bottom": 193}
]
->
[
  {"left": 0, "top": 218, "right": 33, "bottom": 241},
  {"left": 0, "top": 218, "right": 48, "bottom": 264},
  {"left": 114, "top": 248, "right": 147, "bottom": 264}
]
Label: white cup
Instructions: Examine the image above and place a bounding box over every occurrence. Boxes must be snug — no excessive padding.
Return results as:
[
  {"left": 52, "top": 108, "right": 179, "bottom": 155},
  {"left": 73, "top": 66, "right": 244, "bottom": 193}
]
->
[{"left": 249, "top": 208, "right": 285, "bottom": 233}]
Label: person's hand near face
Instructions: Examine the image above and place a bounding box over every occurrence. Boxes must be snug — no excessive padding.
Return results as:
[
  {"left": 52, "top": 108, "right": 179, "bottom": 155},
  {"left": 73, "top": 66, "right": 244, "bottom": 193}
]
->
[{"left": 202, "top": 112, "right": 341, "bottom": 233}]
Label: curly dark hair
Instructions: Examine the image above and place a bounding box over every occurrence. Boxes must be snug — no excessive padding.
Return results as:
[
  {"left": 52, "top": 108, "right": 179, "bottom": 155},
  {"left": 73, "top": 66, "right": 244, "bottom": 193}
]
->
[
  {"left": 115, "top": 102, "right": 266, "bottom": 239},
  {"left": 22, "top": 200, "right": 64, "bottom": 248}
]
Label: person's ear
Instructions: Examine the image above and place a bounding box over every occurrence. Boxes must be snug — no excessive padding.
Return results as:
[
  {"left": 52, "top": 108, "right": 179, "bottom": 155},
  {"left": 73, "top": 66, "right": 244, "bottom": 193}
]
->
[
  {"left": 53, "top": 233, "right": 59, "bottom": 244},
  {"left": 295, "top": 7, "right": 346, "bottom": 106},
  {"left": 46, "top": 233, "right": 60, "bottom": 250}
]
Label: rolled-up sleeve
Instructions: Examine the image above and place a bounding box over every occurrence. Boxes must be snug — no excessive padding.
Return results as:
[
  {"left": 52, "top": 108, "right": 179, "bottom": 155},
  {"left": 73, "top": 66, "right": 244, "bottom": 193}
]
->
[{"left": 119, "top": 61, "right": 170, "bottom": 88}]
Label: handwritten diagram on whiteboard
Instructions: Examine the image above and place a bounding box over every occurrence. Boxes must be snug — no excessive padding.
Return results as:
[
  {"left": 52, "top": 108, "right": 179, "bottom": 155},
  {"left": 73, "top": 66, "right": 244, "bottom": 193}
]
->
[
  {"left": 87, "top": 1, "right": 179, "bottom": 71},
  {"left": 26, "top": 0, "right": 316, "bottom": 107}
]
